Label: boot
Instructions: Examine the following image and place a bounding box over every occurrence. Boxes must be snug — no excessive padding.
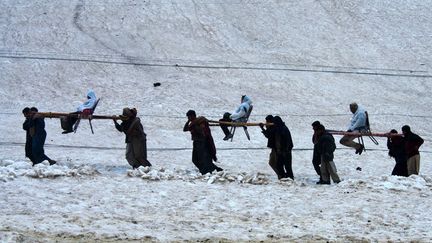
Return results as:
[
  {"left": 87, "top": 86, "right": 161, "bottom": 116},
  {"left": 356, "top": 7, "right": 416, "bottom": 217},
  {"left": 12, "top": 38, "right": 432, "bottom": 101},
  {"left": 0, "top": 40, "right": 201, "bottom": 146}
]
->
[
  {"left": 223, "top": 133, "right": 233, "bottom": 141},
  {"left": 355, "top": 145, "right": 365, "bottom": 155}
]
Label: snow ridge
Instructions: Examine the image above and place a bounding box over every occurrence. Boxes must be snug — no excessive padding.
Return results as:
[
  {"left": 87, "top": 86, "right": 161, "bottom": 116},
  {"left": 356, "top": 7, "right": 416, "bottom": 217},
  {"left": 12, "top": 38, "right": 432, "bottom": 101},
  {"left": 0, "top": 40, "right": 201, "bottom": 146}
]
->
[{"left": 0, "top": 160, "right": 100, "bottom": 181}]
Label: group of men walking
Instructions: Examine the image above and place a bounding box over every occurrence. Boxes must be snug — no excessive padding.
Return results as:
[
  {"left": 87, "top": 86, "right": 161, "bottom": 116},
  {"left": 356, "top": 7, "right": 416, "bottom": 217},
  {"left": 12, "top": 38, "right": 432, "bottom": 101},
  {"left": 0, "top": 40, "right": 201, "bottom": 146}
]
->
[
  {"left": 22, "top": 90, "right": 152, "bottom": 169},
  {"left": 21, "top": 92, "right": 425, "bottom": 184},
  {"left": 308, "top": 102, "right": 424, "bottom": 184},
  {"left": 183, "top": 98, "right": 425, "bottom": 185}
]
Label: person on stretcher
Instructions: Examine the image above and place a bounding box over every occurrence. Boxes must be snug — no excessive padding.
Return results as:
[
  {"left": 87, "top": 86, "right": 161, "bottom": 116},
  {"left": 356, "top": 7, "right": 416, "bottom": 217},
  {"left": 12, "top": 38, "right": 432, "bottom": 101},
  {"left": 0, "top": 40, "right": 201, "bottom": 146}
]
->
[{"left": 61, "top": 89, "right": 98, "bottom": 134}]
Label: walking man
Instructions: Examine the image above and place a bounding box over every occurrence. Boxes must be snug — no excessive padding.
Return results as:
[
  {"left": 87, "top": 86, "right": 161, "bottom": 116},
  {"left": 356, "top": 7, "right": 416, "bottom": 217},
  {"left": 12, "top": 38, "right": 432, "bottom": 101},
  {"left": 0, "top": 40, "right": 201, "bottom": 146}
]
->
[
  {"left": 316, "top": 124, "right": 340, "bottom": 184},
  {"left": 22, "top": 107, "right": 35, "bottom": 163},
  {"left": 387, "top": 129, "right": 407, "bottom": 177},
  {"left": 402, "top": 125, "right": 424, "bottom": 175},
  {"left": 114, "top": 108, "right": 152, "bottom": 169},
  {"left": 311, "top": 121, "right": 323, "bottom": 183},
  {"left": 259, "top": 115, "right": 278, "bottom": 176},
  {"left": 273, "top": 116, "right": 294, "bottom": 180},
  {"left": 28, "top": 107, "right": 56, "bottom": 166},
  {"left": 184, "top": 110, "right": 222, "bottom": 174}
]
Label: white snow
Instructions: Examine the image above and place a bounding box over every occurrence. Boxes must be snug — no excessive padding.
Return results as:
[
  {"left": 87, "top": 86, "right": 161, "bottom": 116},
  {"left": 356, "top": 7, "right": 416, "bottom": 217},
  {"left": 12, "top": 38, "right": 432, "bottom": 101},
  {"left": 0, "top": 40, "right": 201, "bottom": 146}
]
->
[{"left": 1, "top": 0, "right": 432, "bottom": 242}]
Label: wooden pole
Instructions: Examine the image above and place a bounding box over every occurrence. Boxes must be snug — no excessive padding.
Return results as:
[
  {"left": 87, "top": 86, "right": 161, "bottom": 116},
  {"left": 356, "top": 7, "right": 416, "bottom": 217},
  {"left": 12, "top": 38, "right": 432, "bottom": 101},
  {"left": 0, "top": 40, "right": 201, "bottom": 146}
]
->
[
  {"left": 36, "top": 112, "right": 76, "bottom": 118},
  {"left": 36, "top": 112, "right": 127, "bottom": 120},
  {"left": 207, "top": 120, "right": 274, "bottom": 127},
  {"left": 328, "top": 130, "right": 403, "bottom": 138},
  {"left": 91, "top": 115, "right": 126, "bottom": 120}
]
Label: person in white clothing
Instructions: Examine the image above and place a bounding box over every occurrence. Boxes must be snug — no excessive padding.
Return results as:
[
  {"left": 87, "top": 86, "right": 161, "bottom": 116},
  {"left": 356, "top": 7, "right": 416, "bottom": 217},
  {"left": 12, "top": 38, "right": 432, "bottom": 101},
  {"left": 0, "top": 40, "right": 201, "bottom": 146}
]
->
[
  {"left": 219, "top": 95, "right": 252, "bottom": 140},
  {"left": 77, "top": 90, "right": 97, "bottom": 112},
  {"left": 61, "top": 89, "right": 98, "bottom": 134}
]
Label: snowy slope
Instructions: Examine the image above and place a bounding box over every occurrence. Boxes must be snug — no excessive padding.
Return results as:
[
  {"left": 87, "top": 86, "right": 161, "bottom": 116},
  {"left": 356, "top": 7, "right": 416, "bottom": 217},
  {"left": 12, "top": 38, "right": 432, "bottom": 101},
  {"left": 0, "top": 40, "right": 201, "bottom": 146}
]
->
[{"left": 1, "top": 0, "right": 432, "bottom": 242}]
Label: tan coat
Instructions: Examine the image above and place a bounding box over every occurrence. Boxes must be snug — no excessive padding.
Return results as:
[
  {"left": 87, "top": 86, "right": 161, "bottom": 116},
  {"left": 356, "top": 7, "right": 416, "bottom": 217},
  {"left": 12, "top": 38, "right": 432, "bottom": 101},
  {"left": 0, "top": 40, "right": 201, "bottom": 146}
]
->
[{"left": 115, "top": 117, "right": 151, "bottom": 168}]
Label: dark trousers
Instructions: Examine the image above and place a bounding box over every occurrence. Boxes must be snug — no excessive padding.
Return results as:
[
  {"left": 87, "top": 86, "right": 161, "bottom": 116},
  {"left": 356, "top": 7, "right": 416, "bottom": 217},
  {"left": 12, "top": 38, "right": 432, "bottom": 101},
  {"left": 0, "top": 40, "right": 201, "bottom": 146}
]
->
[
  {"left": 219, "top": 118, "right": 232, "bottom": 136},
  {"left": 192, "top": 140, "right": 222, "bottom": 174},
  {"left": 126, "top": 137, "right": 151, "bottom": 169},
  {"left": 276, "top": 150, "right": 294, "bottom": 180},
  {"left": 312, "top": 148, "right": 321, "bottom": 177},
  {"left": 391, "top": 156, "right": 408, "bottom": 177},
  {"left": 25, "top": 134, "right": 35, "bottom": 163},
  {"left": 268, "top": 149, "right": 279, "bottom": 176},
  {"left": 61, "top": 112, "right": 79, "bottom": 131},
  {"left": 32, "top": 132, "right": 51, "bottom": 165}
]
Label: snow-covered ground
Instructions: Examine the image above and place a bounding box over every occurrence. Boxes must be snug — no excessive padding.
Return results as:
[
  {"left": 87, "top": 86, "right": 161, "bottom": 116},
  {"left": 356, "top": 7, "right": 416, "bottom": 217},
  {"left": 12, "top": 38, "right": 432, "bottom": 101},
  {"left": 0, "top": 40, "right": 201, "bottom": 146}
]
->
[{"left": 1, "top": 0, "right": 432, "bottom": 242}]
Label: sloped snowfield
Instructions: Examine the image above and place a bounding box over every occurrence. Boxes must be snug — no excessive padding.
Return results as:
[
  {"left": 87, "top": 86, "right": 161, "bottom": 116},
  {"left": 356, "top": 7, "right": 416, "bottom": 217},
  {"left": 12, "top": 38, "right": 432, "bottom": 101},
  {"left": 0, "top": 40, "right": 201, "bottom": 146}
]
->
[{"left": 1, "top": 0, "right": 432, "bottom": 242}]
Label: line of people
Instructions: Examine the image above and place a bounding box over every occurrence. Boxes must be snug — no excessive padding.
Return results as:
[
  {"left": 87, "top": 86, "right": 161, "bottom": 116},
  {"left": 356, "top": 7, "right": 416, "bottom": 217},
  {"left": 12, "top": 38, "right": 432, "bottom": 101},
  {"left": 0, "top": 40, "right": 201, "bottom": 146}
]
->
[
  {"left": 183, "top": 98, "right": 425, "bottom": 184},
  {"left": 336, "top": 102, "right": 424, "bottom": 177},
  {"left": 21, "top": 93, "right": 425, "bottom": 183}
]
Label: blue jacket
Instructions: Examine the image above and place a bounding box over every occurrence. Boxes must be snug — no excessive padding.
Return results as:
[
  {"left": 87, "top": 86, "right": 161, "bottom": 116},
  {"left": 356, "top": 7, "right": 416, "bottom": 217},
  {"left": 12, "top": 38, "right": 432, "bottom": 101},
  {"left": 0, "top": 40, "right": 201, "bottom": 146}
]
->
[
  {"left": 230, "top": 96, "right": 252, "bottom": 121},
  {"left": 77, "top": 90, "right": 97, "bottom": 112},
  {"left": 348, "top": 106, "right": 366, "bottom": 131}
]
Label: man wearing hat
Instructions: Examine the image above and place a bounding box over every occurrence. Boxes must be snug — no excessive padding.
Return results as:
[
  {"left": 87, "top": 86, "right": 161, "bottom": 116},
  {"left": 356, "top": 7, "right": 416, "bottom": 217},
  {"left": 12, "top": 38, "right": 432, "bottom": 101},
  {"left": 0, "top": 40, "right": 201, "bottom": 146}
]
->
[
  {"left": 183, "top": 110, "right": 222, "bottom": 174},
  {"left": 114, "top": 107, "right": 151, "bottom": 169}
]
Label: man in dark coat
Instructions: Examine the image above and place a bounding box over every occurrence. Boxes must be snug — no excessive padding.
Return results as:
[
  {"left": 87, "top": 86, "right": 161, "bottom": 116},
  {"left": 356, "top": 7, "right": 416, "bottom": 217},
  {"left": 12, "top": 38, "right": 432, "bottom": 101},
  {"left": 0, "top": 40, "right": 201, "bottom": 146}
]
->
[
  {"left": 183, "top": 110, "right": 222, "bottom": 174},
  {"left": 28, "top": 107, "right": 56, "bottom": 166},
  {"left": 387, "top": 129, "right": 407, "bottom": 177},
  {"left": 259, "top": 115, "right": 278, "bottom": 176},
  {"left": 402, "top": 125, "right": 424, "bottom": 175},
  {"left": 22, "top": 107, "right": 35, "bottom": 163},
  {"left": 273, "top": 116, "right": 294, "bottom": 180},
  {"left": 311, "top": 121, "right": 322, "bottom": 183},
  {"left": 315, "top": 124, "right": 340, "bottom": 184},
  {"left": 114, "top": 108, "right": 151, "bottom": 169}
]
